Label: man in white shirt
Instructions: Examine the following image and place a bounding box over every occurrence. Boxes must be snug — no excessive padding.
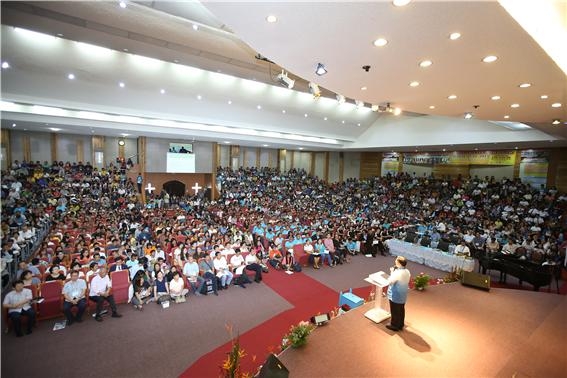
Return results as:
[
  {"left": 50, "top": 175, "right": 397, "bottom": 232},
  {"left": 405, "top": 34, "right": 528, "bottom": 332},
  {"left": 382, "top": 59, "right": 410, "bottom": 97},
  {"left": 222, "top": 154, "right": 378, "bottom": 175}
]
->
[
  {"left": 213, "top": 251, "right": 233, "bottom": 289},
  {"left": 183, "top": 255, "right": 205, "bottom": 295},
  {"left": 63, "top": 270, "right": 87, "bottom": 325},
  {"left": 2, "top": 280, "right": 35, "bottom": 337},
  {"left": 454, "top": 241, "right": 471, "bottom": 256},
  {"left": 88, "top": 266, "right": 122, "bottom": 322},
  {"left": 386, "top": 256, "right": 411, "bottom": 332},
  {"left": 230, "top": 249, "right": 252, "bottom": 288}
]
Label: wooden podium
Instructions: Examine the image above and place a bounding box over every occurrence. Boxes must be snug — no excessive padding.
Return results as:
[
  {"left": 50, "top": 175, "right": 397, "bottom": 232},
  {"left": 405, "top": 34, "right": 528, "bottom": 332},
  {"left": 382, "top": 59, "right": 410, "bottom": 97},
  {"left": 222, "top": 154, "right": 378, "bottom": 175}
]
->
[{"left": 363, "top": 271, "right": 391, "bottom": 323}]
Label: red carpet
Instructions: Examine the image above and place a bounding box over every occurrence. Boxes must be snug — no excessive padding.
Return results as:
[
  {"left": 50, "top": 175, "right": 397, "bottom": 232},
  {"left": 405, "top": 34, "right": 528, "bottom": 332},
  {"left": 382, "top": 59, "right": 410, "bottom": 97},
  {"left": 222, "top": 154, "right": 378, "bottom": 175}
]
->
[{"left": 180, "top": 270, "right": 340, "bottom": 377}]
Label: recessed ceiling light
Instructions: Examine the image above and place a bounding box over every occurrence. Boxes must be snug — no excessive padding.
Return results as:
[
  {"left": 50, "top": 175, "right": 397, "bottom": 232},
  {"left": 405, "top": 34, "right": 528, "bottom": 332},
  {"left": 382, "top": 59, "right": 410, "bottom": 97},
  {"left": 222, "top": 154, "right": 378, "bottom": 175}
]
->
[
  {"left": 48, "top": 127, "right": 62, "bottom": 132},
  {"left": 281, "top": 109, "right": 286, "bottom": 113},
  {"left": 192, "top": 24, "right": 199, "bottom": 31},
  {"left": 514, "top": 146, "right": 518, "bottom": 150},
  {"left": 67, "top": 73, "right": 75, "bottom": 80},
  {"left": 419, "top": 60, "right": 432, "bottom": 68},
  {"left": 491, "top": 95, "right": 501, "bottom": 100},
  {"left": 519, "top": 83, "right": 531, "bottom": 88},
  {"left": 540, "top": 95, "right": 548, "bottom": 99},
  {"left": 510, "top": 103, "right": 520, "bottom": 108},
  {"left": 393, "top": 108, "right": 402, "bottom": 116},
  {"left": 266, "top": 15, "right": 277, "bottom": 23},
  {"left": 197, "top": 95, "right": 202, "bottom": 100},
  {"left": 361, "top": 86, "right": 367, "bottom": 91},
  {"left": 119, "top": 1, "right": 127, "bottom": 9},
  {"left": 442, "top": 148, "right": 446, "bottom": 152},
  {"left": 392, "top": 0, "right": 411, "bottom": 6},
  {"left": 119, "top": 82, "right": 125, "bottom": 88},
  {"left": 160, "top": 89, "right": 166, "bottom": 94},
  {"left": 2, "top": 61, "right": 10, "bottom": 69},
  {"left": 552, "top": 119, "right": 560, "bottom": 125},
  {"left": 299, "top": 147, "right": 304, "bottom": 150},
  {"left": 11, "top": 123, "right": 16, "bottom": 127},
  {"left": 228, "top": 100, "right": 232, "bottom": 105},
  {"left": 342, "top": 120, "right": 345, "bottom": 124},
  {"left": 263, "top": 144, "right": 269, "bottom": 147},
  {"left": 482, "top": 55, "right": 498, "bottom": 63},
  {"left": 448, "top": 95, "right": 457, "bottom": 100},
  {"left": 57, "top": 33, "right": 64, "bottom": 37},
  {"left": 464, "top": 112, "right": 473, "bottom": 119},
  {"left": 409, "top": 81, "right": 420, "bottom": 87},
  {"left": 224, "top": 141, "right": 230, "bottom": 144},
  {"left": 120, "top": 133, "right": 129, "bottom": 137},
  {"left": 551, "top": 102, "right": 562, "bottom": 108},
  {"left": 429, "top": 105, "right": 435, "bottom": 109},
  {"left": 357, "top": 123, "right": 361, "bottom": 126},
  {"left": 173, "top": 59, "right": 179, "bottom": 63},
  {"left": 474, "top": 148, "right": 478, "bottom": 151},
  {"left": 315, "top": 63, "right": 327, "bottom": 76},
  {"left": 257, "top": 105, "right": 262, "bottom": 110},
  {"left": 304, "top": 113, "right": 308, "bottom": 117},
  {"left": 504, "top": 115, "right": 510, "bottom": 119},
  {"left": 449, "top": 32, "right": 461, "bottom": 40},
  {"left": 123, "top": 48, "right": 129, "bottom": 52},
  {"left": 323, "top": 117, "right": 328, "bottom": 121},
  {"left": 373, "top": 38, "right": 388, "bottom": 47}
]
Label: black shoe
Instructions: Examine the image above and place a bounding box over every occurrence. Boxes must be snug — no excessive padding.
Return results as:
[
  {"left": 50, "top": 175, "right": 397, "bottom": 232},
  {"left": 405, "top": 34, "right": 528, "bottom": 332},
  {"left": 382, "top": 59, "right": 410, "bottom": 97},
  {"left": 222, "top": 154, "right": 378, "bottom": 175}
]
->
[
  {"left": 111, "top": 312, "right": 122, "bottom": 318},
  {"left": 25, "top": 330, "right": 32, "bottom": 335},
  {"left": 75, "top": 318, "right": 83, "bottom": 323},
  {"left": 214, "top": 292, "right": 219, "bottom": 296},
  {"left": 239, "top": 284, "right": 246, "bottom": 288},
  {"left": 386, "top": 325, "right": 400, "bottom": 332},
  {"left": 67, "top": 319, "right": 74, "bottom": 326},
  {"left": 95, "top": 316, "right": 103, "bottom": 322}
]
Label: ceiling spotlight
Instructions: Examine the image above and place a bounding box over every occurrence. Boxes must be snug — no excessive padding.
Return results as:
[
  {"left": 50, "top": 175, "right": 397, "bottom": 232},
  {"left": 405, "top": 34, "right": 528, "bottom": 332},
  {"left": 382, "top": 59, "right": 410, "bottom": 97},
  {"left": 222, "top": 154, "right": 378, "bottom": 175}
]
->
[
  {"left": 266, "top": 15, "right": 277, "bottom": 23},
  {"left": 119, "top": 82, "right": 125, "bottom": 88},
  {"left": 510, "top": 103, "right": 520, "bottom": 108},
  {"left": 392, "top": 0, "right": 411, "bottom": 6},
  {"left": 355, "top": 100, "right": 365, "bottom": 108},
  {"left": 357, "top": 123, "right": 361, "bottom": 126},
  {"left": 11, "top": 123, "right": 16, "bottom": 127},
  {"left": 482, "top": 55, "right": 498, "bottom": 63},
  {"left": 552, "top": 119, "right": 561, "bottom": 125},
  {"left": 342, "top": 120, "right": 345, "bottom": 124},
  {"left": 67, "top": 73, "right": 75, "bottom": 80},
  {"left": 276, "top": 70, "right": 295, "bottom": 89},
  {"left": 362, "top": 65, "right": 371, "bottom": 72},
  {"left": 393, "top": 108, "right": 402, "bottom": 116},
  {"left": 228, "top": 100, "right": 232, "bottom": 105},
  {"left": 324, "top": 117, "right": 328, "bottom": 121},
  {"left": 197, "top": 95, "right": 202, "bottom": 100},
  {"left": 551, "top": 103, "right": 562, "bottom": 108},
  {"left": 304, "top": 113, "right": 308, "bottom": 117},
  {"left": 448, "top": 95, "right": 457, "bottom": 100},
  {"left": 336, "top": 94, "right": 346, "bottom": 104},
  {"left": 118, "top": 139, "right": 125, "bottom": 146},
  {"left": 315, "top": 63, "right": 327, "bottom": 76},
  {"left": 464, "top": 112, "right": 473, "bottom": 119},
  {"left": 48, "top": 127, "right": 62, "bottom": 132},
  {"left": 449, "top": 32, "right": 461, "bottom": 40},
  {"left": 1, "top": 61, "right": 10, "bottom": 69},
  {"left": 257, "top": 105, "right": 262, "bottom": 110},
  {"left": 192, "top": 24, "right": 199, "bottom": 31},
  {"left": 518, "top": 83, "right": 531, "bottom": 88},
  {"left": 371, "top": 105, "right": 379, "bottom": 112},
  {"left": 429, "top": 105, "right": 435, "bottom": 109},
  {"left": 119, "top": 1, "right": 127, "bottom": 9},
  {"left": 263, "top": 144, "right": 269, "bottom": 147},
  {"left": 504, "top": 115, "right": 510, "bottom": 119},
  {"left": 491, "top": 95, "right": 501, "bottom": 100},
  {"left": 361, "top": 86, "right": 367, "bottom": 91},
  {"left": 540, "top": 95, "right": 548, "bottom": 99},
  {"left": 309, "top": 82, "right": 321, "bottom": 98},
  {"left": 373, "top": 38, "right": 388, "bottom": 47},
  {"left": 160, "top": 89, "right": 166, "bottom": 94},
  {"left": 281, "top": 109, "right": 285, "bottom": 113},
  {"left": 409, "top": 81, "right": 420, "bottom": 87},
  {"left": 419, "top": 60, "right": 432, "bottom": 68}
]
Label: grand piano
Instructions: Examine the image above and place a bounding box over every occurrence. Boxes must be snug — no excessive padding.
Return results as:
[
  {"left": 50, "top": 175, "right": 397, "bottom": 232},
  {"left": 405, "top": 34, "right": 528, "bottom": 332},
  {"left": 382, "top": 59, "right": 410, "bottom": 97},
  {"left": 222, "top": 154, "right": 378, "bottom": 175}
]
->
[{"left": 479, "top": 253, "right": 558, "bottom": 292}]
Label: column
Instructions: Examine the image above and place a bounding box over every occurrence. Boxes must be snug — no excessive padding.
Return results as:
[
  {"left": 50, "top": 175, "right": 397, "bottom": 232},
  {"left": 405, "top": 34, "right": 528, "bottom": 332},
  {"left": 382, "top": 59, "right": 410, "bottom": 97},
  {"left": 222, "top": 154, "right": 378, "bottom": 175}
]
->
[
  {"left": 76, "top": 139, "right": 84, "bottom": 162},
  {"left": 138, "top": 136, "right": 146, "bottom": 202},
  {"left": 256, "top": 147, "right": 261, "bottom": 168},
  {"left": 51, "top": 133, "right": 58, "bottom": 162},
  {"left": 22, "top": 135, "right": 31, "bottom": 162},
  {"left": 324, "top": 151, "right": 330, "bottom": 183},
  {"left": 1, "top": 129, "right": 11, "bottom": 171},
  {"left": 211, "top": 142, "right": 218, "bottom": 200},
  {"left": 339, "top": 152, "right": 344, "bottom": 182}
]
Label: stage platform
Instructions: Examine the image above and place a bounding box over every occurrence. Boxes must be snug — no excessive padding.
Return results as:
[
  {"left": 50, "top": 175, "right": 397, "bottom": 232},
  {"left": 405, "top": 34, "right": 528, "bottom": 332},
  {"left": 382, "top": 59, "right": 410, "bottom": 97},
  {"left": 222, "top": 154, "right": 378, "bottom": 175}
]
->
[{"left": 278, "top": 283, "right": 566, "bottom": 377}]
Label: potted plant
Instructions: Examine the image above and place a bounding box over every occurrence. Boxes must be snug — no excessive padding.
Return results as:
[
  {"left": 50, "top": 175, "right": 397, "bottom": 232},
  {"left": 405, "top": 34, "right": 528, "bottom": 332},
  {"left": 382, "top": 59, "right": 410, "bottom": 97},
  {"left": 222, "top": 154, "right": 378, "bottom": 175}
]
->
[
  {"left": 413, "top": 272, "right": 430, "bottom": 291},
  {"left": 282, "top": 321, "right": 316, "bottom": 349}
]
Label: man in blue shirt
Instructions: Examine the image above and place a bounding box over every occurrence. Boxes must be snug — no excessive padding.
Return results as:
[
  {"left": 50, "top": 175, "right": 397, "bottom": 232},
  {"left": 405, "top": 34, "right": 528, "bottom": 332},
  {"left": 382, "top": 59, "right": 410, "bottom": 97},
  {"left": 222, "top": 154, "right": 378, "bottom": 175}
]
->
[{"left": 386, "top": 256, "right": 411, "bottom": 332}]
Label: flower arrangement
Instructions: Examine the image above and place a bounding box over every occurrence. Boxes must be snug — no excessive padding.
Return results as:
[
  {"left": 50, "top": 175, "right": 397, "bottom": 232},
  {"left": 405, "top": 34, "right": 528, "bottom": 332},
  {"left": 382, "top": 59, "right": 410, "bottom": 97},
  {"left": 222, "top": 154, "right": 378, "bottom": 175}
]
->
[
  {"left": 413, "top": 272, "right": 430, "bottom": 290},
  {"left": 220, "top": 325, "right": 253, "bottom": 378},
  {"left": 282, "top": 320, "right": 316, "bottom": 349},
  {"left": 443, "top": 267, "right": 464, "bottom": 283}
]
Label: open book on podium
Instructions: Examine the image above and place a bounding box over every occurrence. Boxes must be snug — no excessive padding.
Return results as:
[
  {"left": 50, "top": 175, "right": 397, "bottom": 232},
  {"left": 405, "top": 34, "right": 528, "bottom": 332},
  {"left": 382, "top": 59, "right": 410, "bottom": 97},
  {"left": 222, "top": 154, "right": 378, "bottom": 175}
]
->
[{"left": 363, "top": 271, "right": 391, "bottom": 323}]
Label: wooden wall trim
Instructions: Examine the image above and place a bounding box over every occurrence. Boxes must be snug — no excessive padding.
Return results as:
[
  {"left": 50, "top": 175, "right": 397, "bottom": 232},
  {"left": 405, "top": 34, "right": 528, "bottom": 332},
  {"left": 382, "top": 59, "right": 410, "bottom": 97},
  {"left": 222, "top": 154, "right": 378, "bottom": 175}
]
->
[
  {"left": 51, "top": 133, "right": 58, "bottom": 162},
  {"left": 324, "top": 152, "right": 329, "bottom": 182},
  {"left": 22, "top": 135, "right": 31, "bottom": 162}
]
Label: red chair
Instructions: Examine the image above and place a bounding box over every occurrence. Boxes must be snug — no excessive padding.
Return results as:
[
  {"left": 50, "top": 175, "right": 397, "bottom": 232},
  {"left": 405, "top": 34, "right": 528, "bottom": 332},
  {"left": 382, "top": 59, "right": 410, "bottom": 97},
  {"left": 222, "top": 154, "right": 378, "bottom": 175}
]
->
[
  {"left": 110, "top": 270, "right": 130, "bottom": 304},
  {"left": 37, "top": 281, "right": 64, "bottom": 320}
]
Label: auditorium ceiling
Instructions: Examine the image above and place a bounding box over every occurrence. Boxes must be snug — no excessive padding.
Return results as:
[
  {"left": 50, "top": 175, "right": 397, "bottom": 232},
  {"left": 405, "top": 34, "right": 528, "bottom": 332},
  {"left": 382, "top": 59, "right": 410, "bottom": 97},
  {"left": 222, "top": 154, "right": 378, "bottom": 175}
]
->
[{"left": 1, "top": 1, "right": 566, "bottom": 151}]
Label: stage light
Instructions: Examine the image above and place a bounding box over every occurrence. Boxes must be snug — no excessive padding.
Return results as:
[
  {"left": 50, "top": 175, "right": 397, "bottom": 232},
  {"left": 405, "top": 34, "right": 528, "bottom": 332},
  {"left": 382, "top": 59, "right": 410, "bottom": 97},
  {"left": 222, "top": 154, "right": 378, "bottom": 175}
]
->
[
  {"left": 464, "top": 112, "right": 473, "bottom": 119},
  {"left": 315, "top": 63, "right": 327, "bottom": 76},
  {"left": 336, "top": 94, "right": 346, "bottom": 104},
  {"left": 309, "top": 82, "right": 321, "bottom": 98},
  {"left": 276, "top": 70, "right": 295, "bottom": 89},
  {"left": 355, "top": 100, "right": 365, "bottom": 108},
  {"left": 552, "top": 119, "right": 560, "bottom": 125}
]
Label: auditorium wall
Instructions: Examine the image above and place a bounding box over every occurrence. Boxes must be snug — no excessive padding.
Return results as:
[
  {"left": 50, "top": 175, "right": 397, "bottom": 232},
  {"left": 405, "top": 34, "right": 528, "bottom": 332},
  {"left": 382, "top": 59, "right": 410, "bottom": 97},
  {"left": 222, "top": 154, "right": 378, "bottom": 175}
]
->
[
  {"left": 328, "top": 152, "right": 340, "bottom": 183},
  {"left": 145, "top": 137, "right": 213, "bottom": 173},
  {"left": 293, "top": 151, "right": 312, "bottom": 172},
  {"left": 402, "top": 164, "right": 432, "bottom": 178},
  {"left": 469, "top": 166, "right": 514, "bottom": 181},
  {"left": 314, "top": 152, "right": 326, "bottom": 179},
  {"left": 343, "top": 151, "right": 360, "bottom": 180}
]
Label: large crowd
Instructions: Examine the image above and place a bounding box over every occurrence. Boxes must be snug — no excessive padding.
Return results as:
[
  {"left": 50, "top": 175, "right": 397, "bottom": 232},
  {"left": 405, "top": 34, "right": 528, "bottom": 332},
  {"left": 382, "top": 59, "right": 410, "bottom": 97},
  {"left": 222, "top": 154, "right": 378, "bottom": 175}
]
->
[{"left": 2, "top": 160, "right": 567, "bottom": 336}]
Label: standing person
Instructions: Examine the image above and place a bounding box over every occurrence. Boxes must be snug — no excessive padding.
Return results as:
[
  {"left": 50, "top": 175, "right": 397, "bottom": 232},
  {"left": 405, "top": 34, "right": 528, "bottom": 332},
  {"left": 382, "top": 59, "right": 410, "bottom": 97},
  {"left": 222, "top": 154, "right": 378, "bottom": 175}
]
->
[
  {"left": 2, "top": 280, "right": 36, "bottom": 337},
  {"left": 386, "top": 256, "right": 411, "bottom": 332},
  {"left": 136, "top": 173, "right": 143, "bottom": 194}
]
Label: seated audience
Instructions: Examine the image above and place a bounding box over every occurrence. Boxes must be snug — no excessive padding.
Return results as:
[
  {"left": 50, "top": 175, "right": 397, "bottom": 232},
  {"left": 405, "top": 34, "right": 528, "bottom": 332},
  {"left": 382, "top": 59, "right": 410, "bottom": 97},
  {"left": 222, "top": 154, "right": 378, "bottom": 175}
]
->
[
  {"left": 62, "top": 270, "right": 87, "bottom": 325},
  {"left": 88, "top": 266, "right": 122, "bottom": 322},
  {"left": 2, "top": 280, "right": 36, "bottom": 337}
]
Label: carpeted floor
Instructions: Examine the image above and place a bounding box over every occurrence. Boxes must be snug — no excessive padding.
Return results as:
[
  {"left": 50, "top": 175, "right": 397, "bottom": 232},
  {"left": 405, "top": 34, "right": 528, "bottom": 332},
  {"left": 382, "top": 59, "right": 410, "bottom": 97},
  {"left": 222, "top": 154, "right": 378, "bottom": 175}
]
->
[{"left": 278, "top": 283, "right": 567, "bottom": 378}]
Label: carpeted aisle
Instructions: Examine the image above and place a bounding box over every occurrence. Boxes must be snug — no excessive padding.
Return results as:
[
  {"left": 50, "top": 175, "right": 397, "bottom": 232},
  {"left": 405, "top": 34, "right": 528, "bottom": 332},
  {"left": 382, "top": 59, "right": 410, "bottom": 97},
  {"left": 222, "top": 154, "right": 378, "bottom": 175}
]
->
[{"left": 180, "top": 269, "right": 340, "bottom": 377}]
